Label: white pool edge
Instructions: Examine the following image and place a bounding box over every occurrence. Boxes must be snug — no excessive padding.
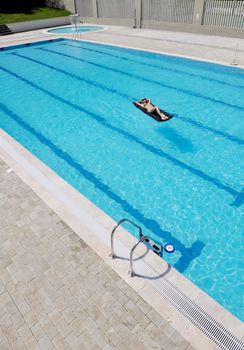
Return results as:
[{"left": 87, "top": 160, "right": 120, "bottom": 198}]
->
[
  {"left": 0, "top": 129, "right": 243, "bottom": 350},
  {"left": 43, "top": 24, "right": 244, "bottom": 69},
  {"left": 41, "top": 24, "right": 109, "bottom": 35},
  {"left": 78, "top": 36, "right": 244, "bottom": 69},
  {"left": 1, "top": 26, "right": 243, "bottom": 69}
]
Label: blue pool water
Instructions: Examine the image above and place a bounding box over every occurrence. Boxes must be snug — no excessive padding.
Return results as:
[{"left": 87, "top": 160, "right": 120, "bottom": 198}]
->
[
  {"left": 0, "top": 39, "right": 243, "bottom": 320},
  {"left": 48, "top": 25, "right": 104, "bottom": 34}
]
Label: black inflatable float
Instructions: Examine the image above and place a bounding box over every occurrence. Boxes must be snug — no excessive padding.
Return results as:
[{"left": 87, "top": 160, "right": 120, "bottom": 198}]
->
[{"left": 133, "top": 102, "right": 173, "bottom": 122}]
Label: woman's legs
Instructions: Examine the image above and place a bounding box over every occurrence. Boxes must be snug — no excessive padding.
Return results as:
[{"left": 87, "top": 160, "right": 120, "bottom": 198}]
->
[
  {"left": 148, "top": 106, "right": 161, "bottom": 115},
  {"left": 151, "top": 106, "right": 168, "bottom": 120}
]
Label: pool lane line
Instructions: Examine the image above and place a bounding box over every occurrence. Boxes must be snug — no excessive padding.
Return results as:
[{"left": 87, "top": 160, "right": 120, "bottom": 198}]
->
[
  {"left": 230, "top": 187, "right": 244, "bottom": 208},
  {"left": 12, "top": 50, "right": 244, "bottom": 147},
  {"left": 0, "top": 65, "right": 240, "bottom": 202},
  {"left": 0, "top": 100, "right": 205, "bottom": 271},
  {"left": 11, "top": 52, "right": 133, "bottom": 101},
  {"left": 61, "top": 42, "right": 244, "bottom": 91},
  {"left": 39, "top": 47, "right": 244, "bottom": 113},
  {"left": 173, "top": 115, "right": 244, "bottom": 146}
]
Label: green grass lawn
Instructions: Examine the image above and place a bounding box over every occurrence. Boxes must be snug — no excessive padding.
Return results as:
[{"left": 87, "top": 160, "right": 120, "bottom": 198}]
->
[{"left": 0, "top": 6, "right": 70, "bottom": 24}]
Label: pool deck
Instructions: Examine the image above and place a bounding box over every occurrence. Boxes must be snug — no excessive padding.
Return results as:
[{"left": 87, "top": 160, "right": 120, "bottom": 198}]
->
[
  {"left": 0, "top": 157, "right": 194, "bottom": 350},
  {"left": 0, "top": 24, "right": 244, "bottom": 66},
  {"left": 0, "top": 25, "right": 244, "bottom": 350}
]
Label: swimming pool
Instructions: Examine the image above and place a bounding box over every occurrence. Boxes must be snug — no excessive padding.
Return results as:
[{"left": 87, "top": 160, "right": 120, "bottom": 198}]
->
[
  {"left": 47, "top": 25, "right": 105, "bottom": 34},
  {"left": 0, "top": 39, "right": 243, "bottom": 320}
]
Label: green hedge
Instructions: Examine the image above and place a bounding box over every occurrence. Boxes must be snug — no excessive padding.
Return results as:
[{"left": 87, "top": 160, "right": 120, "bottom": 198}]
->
[{"left": 0, "top": 6, "right": 70, "bottom": 24}]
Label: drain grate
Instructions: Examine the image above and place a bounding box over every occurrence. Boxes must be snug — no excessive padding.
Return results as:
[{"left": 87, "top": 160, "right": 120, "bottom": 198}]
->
[
  {"left": 127, "top": 233, "right": 243, "bottom": 350},
  {"left": 111, "top": 223, "right": 243, "bottom": 350},
  {"left": 150, "top": 275, "right": 244, "bottom": 350}
]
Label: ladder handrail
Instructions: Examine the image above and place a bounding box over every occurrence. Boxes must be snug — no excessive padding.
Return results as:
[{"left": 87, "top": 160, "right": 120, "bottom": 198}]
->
[
  {"left": 129, "top": 235, "right": 156, "bottom": 277},
  {"left": 110, "top": 218, "right": 142, "bottom": 258},
  {"left": 110, "top": 218, "right": 175, "bottom": 277}
]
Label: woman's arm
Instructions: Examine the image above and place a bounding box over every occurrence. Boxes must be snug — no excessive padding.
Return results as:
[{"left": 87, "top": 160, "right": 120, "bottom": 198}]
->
[{"left": 135, "top": 101, "right": 142, "bottom": 107}]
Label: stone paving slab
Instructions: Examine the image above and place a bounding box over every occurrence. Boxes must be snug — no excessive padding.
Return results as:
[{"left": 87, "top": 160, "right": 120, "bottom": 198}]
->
[{"left": 0, "top": 159, "right": 193, "bottom": 350}]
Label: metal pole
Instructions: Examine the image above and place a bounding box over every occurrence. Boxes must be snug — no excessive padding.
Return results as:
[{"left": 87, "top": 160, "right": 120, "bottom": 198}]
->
[
  {"left": 134, "top": 0, "right": 142, "bottom": 28},
  {"left": 74, "top": 0, "right": 77, "bottom": 14},
  {"left": 133, "top": 7, "right": 137, "bottom": 28},
  {"left": 231, "top": 42, "right": 239, "bottom": 66},
  {"left": 193, "top": 0, "right": 205, "bottom": 25}
]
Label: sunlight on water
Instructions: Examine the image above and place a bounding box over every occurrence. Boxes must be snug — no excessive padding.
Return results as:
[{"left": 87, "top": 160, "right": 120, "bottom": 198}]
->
[{"left": 0, "top": 39, "right": 243, "bottom": 320}]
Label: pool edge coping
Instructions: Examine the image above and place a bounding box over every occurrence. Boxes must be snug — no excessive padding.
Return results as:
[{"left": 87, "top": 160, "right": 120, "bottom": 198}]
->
[
  {"left": 0, "top": 25, "right": 243, "bottom": 69},
  {"left": 44, "top": 24, "right": 244, "bottom": 69},
  {"left": 0, "top": 129, "right": 243, "bottom": 350},
  {"left": 42, "top": 24, "right": 108, "bottom": 35},
  {"left": 79, "top": 36, "right": 244, "bottom": 69}
]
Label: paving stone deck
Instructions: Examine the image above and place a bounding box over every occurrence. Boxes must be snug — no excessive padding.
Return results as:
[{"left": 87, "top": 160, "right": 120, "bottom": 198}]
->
[{"left": 0, "top": 159, "right": 194, "bottom": 350}]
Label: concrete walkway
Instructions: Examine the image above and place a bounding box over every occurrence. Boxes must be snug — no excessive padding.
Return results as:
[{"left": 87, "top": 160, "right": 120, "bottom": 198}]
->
[
  {"left": 0, "top": 159, "right": 193, "bottom": 350},
  {"left": 0, "top": 25, "right": 244, "bottom": 66}
]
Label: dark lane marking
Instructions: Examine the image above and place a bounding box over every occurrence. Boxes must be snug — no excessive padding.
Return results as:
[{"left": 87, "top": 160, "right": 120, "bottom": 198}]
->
[
  {"left": 0, "top": 65, "right": 239, "bottom": 200},
  {"left": 231, "top": 188, "right": 244, "bottom": 207},
  {"left": 12, "top": 52, "right": 133, "bottom": 101},
  {"left": 0, "top": 100, "right": 205, "bottom": 272},
  {"left": 19, "top": 48, "right": 243, "bottom": 146},
  {"left": 61, "top": 42, "right": 244, "bottom": 91},
  {"left": 174, "top": 114, "right": 244, "bottom": 145},
  {"left": 39, "top": 47, "right": 244, "bottom": 113}
]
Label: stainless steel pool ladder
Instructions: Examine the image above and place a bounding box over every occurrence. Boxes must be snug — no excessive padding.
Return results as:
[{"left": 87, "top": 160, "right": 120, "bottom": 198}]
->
[
  {"left": 72, "top": 30, "right": 82, "bottom": 41},
  {"left": 110, "top": 218, "right": 142, "bottom": 259},
  {"left": 70, "top": 14, "right": 82, "bottom": 41},
  {"left": 110, "top": 218, "right": 164, "bottom": 277},
  {"left": 129, "top": 234, "right": 159, "bottom": 277}
]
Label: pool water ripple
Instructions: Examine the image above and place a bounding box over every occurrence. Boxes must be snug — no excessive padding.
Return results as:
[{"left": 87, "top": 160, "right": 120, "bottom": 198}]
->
[{"left": 0, "top": 39, "right": 243, "bottom": 320}]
